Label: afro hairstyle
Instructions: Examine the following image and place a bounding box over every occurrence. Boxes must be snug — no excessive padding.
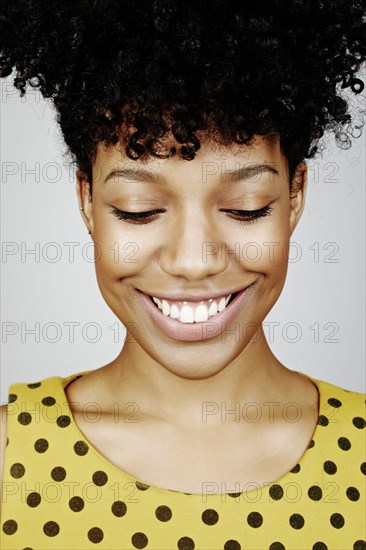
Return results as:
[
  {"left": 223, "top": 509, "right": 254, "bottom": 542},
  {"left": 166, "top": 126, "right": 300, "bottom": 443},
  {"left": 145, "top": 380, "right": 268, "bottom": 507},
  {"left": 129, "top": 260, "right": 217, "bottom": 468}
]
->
[{"left": 0, "top": 0, "right": 366, "bottom": 197}]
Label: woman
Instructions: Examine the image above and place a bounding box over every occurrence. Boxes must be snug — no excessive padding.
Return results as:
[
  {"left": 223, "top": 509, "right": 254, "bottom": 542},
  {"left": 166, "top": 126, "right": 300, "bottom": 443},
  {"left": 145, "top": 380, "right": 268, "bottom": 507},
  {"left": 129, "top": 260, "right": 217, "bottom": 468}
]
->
[{"left": 0, "top": 1, "right": 365, "bottom": 549}]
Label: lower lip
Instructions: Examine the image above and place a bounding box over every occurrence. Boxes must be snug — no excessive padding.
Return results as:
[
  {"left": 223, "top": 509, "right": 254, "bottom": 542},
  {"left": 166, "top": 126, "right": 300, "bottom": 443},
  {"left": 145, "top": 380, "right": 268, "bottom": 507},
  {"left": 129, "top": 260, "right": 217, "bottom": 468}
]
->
[{"left": 136, "top": 285, "right": 255, "bottom": 342}]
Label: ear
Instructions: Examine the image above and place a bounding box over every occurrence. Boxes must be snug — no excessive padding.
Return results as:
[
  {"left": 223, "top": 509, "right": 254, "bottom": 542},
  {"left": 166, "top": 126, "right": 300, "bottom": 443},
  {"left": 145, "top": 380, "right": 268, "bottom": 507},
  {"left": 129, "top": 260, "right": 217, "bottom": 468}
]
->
[
  {"left": 289, "top": 161, "right": 308, "bottom": 235},
  {"left": 76, "top": 170, "right": 94, "bottom": 235}
]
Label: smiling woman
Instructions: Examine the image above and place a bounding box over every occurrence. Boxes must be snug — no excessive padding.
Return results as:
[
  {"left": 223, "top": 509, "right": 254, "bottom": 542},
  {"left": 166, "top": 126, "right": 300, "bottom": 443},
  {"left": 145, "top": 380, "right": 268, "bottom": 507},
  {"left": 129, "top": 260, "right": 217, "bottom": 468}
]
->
[{"left": 0, "top": 1, "right": 366, "bottom": 549}]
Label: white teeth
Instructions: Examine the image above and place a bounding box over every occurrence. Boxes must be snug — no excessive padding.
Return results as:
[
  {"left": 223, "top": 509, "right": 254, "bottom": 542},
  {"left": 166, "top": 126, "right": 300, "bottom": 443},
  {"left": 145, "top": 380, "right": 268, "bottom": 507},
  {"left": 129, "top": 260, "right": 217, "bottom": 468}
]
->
[
  {"left": 169, "top": 303, "right": 180, "bottom": 319},
  {"left": 161, "top": 299, "right": 170, "bottom": 316},
  {"left": 179, "top": 305, "right": 195, "bottom": 323},
  {"left": 150, "top": 293, "right": 234, "bottom": 324},
  {"left": 152, "top": 297, "right": 162, "bottom": 308},
  {"left": 208, "top": 301, "right": 218, "bottom": 316},
  {"left": 218, "top": 297, "right": 226, "bottom": 312},
  {"left": 194, "top": 304, "right": 209, "bottom": 323}
]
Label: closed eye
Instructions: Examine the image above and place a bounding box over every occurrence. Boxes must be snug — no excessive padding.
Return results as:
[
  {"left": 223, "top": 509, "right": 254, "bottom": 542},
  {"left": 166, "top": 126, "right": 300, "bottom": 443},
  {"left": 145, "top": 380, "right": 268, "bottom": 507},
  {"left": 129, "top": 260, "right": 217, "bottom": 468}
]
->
[
  {"left": 108, "top": 204, "right": 274, "bottom": 225},
  {"left": 221, "top": 205, "right": 274, "bottom": 224}
]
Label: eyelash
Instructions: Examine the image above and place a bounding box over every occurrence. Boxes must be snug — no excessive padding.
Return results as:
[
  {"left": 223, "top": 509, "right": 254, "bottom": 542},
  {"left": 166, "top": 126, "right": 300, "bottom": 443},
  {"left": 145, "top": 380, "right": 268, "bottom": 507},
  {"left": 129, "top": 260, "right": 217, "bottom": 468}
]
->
[{"left": 109, "top": 205, "right": 274, "bottom": 225}]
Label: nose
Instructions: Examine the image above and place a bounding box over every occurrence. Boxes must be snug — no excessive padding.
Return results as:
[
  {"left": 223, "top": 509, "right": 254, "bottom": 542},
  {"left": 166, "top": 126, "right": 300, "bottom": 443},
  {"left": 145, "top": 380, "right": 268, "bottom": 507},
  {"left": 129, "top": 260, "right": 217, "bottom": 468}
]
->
[{"left": 159, "top": 210, "right": 229, "bottom": 280}]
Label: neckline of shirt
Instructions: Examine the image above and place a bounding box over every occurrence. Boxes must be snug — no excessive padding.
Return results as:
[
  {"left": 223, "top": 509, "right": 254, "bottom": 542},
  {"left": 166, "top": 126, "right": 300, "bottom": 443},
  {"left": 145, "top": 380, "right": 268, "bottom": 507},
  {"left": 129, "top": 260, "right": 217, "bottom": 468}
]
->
[{"left": 55, "top": 368, "right": 324, "bottom": 498}]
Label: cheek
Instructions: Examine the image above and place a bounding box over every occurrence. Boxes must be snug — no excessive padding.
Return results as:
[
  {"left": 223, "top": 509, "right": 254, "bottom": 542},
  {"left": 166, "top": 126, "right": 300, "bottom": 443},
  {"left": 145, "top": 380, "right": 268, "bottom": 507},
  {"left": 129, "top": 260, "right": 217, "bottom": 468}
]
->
[
  {"left": 233, "top": 216, "right": 291, "bottom": 273},
  {"left": 92, "top": 211, "right": 156, "bottom": 281}
]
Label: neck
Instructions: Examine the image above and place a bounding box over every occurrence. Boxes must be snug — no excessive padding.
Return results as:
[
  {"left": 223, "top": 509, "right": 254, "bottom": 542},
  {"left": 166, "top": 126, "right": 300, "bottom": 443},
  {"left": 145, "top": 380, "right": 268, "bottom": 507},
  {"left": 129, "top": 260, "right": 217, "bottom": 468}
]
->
[{"left": 104, "top": 327, "right": 297, "bottom": 427}]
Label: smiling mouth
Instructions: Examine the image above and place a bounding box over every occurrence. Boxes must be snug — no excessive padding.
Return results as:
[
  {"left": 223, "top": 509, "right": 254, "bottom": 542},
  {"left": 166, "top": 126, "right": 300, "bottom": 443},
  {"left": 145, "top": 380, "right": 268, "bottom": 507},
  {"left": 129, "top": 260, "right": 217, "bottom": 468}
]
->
[{"left": 146, "top": 290, "right": 240, "bottom": 323}]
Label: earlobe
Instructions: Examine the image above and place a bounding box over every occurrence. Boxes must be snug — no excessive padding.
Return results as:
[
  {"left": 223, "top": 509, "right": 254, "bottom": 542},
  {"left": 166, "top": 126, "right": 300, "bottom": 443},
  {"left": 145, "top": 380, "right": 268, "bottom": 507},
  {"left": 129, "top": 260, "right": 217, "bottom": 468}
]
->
[
  {"left": 76, "top": 170, "right": 93, "bottom": 235},
  {"left": 289, "top": 161, "right": 308, "bottom": 235}
]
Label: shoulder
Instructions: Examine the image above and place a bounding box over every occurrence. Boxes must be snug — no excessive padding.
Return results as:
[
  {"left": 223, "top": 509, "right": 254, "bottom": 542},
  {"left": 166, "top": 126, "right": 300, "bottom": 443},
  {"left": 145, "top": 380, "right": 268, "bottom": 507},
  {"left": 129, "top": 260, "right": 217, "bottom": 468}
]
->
[
  {"left": 314, "top": 377, "right": 366, "bottom": 451},
  {"left": 0, "top": 404, "right": 8, "bottom": 514},
  {"left": 0, "top": 404, "right": 8, "bottom": 466},
  {"left": 317, "top": 377, "right": 365, "bottom": 416}
]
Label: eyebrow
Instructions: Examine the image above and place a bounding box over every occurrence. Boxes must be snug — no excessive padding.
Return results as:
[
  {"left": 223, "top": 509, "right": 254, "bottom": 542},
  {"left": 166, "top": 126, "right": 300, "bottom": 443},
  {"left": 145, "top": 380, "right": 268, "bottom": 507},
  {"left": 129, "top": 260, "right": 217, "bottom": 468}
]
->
[{"left": 103, "top": 163, "right": 279, "bottom": 185}]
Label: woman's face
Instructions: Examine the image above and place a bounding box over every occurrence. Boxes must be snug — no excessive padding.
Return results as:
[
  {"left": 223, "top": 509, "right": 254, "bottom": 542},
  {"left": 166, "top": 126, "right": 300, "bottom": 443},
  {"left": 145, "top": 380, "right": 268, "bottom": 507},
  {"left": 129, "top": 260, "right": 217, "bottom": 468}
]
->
[{"left": 77, "top": 133, "right": 307, "bottom": 379}]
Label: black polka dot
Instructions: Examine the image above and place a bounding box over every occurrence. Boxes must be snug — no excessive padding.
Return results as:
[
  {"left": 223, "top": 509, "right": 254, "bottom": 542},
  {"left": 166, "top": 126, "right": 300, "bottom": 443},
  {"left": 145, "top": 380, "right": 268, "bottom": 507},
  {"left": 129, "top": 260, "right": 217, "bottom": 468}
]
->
[
  {"left": 18, "top": 412, "right": 32, "bottom": 425},
  {"left": 308, "top": 485, "right": 322, "bottom": 501},
  {"left": 56, "top": 415, "right": 71, "bottom": 428},
  {"left": 26, "top": 492, "right": 41, "bottom": 507},
  {"left": 338, "top": 436, "right": 351, "bottom": 450},
  {"left": 10, "top": 463, "right": 25, "bottom": 478},
  {"left": 43, "top": 521, "right": 60, "bottom": 536},
  {"left": 27, "top": 382, "right": 41, "bottom": 389},
  {"left": 247, "top": 512, "right": 263, "bottom": 528},
  {"left": 269, "top": 484, "right": 283, "bottom": 500},
  {"left": 327, "top": 397, "right": 342, "bottom": 407},
  {"left": 269, "top": 544, "right": 286, "bottom": 550},
  {"left": 74, "top": 440, "right": 89, "bottom": 455},
  {"left": 51, "top": 466, "right": 66, "bottom": 481},
  {"left": 131, "top": 532, "right": 148, "bottom": 548},
  {"left": 112, "top": 500, "right": 127, "bottom": 517},
  {"left": 177, "top": 537, "right": 195, "bottom": 550},
  {"left": 88, "top": 527, "right": 104, "bottom": 543},
  {"left": 346, "top": 487, "right": 360, "bottom": 501},
  {"left": 201, "top": 508, "right": 219, "bottom": 525},
  {"left": 6, "top": 437, "right": 8, "bottom": 446},
  {"left": 135, "top": 481, "right": 150, "bottom": 491},
  {"left": 2, "top": 519, "right": 18, "bottom": 535},
  {"left": 224, "top": 541, "right": 241, "bottom": 550},
  {"left": 290, "top": 463, "right": 301, "bottom": 473},
  {"left": 34, "top": 438, "right": 49, "bottom": 453},
  {"left": 330, "top": 513, "right": 345, "bottom": 528},
  {"left": 313, "top": 543, "right": 328, "bottom": 550},
  {"left": 308, "top": 439, "right": 315, "bottom": 449},
  {"left": 354, "top": 541, "right": 366, "bottom": 550},
  {"left": 202, "top": 508, "right": 219, "bottom": 525},
  {"left": 317, "top": 415, "right": 329, "bottom": 426},
  {"left": 8, "top": 393, "right": 17, "bottom": 403},
  {"left": 69, "top": 496, "right": 85, "bottom": 512},
  {"left": 42, "top": 396, "right": 56, "bottom": 406},
  {"left": 323, "top": 460, "right": 337, "bottom": 474},
  {"left": 155, "top": 505, "right": 172, "bottom": 522},
  {"left": 228, "top": 492, "right": 242, "bottom": 498},
  {"left": 361, "top": 462, "right": 366, "bottom": 475},
  {"left": 289, "top": 513, "right": 304, "bottom": 529},
  {"left": 353, "top": 417, "right": 366, "bottom": 429},
  {"left": 92, "top": 471, "right": 108, "bottom": 486}
]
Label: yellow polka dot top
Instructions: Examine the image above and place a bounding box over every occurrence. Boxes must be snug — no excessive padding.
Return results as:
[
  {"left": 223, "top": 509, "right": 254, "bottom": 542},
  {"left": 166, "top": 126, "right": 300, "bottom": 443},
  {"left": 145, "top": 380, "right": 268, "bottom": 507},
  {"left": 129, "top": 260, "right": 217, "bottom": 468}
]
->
[{"left": 1, "top": 370, "right": 365, "bottom": 550}]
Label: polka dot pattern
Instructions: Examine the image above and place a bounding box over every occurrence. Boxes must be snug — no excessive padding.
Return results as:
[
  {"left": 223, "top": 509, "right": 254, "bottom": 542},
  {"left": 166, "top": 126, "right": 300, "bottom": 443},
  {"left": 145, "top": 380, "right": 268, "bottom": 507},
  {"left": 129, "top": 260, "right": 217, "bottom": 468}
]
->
[
  {"left": 0, "top": 371, "right": 364, "bottom": 549},
  {"left": 43, "top": 521, "right": 60, "bottom": 537},
  {"left": 88, "top": 527, "right": 104, "bottom": 543},
  {"left": 202, "top": 509, "right": 219, "bottom": 525},
  {"left": 92, "top": 470, "right": 108, "bottom": 486},
  {"left": 224, "top": 541, "right": 241, "bottom": 550},
  {"left": 51, "top": 466, "right": 66, "bottom": 481},
  {"left": 26, "top": 492, "right": 41, "bottom": 508},
  {"left": 10, "top": 463, "right": 25, "bottom": 479},
  {"left": 155, "top": 505, "right": 172, "bottom": 522},
  {"left": 74, "top": 440, "right": 89, "bottom": 456},
  {"left": 69, "top": 496, "right": 85, "bottom": 512},
  {"left": 131, "top": 532, "right": 148, "bottom": 548},
  {"left": 34, "top": 438, "right": 49, "bottom": 453}
]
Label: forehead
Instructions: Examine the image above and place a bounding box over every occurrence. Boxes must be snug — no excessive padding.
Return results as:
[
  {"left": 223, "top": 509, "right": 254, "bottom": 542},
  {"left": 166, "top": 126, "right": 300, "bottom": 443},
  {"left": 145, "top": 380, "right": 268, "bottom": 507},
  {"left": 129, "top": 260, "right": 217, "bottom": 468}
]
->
[{"left": 94, "top": 132, "right": 284, "bottom": 185}]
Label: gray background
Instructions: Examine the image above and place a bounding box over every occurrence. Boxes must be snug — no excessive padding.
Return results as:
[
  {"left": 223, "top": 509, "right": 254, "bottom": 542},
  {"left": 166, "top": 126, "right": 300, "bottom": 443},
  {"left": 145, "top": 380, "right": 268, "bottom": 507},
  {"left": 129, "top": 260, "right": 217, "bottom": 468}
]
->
[{"left": 1, "top": 70, "right": 365, "bottom": 403}]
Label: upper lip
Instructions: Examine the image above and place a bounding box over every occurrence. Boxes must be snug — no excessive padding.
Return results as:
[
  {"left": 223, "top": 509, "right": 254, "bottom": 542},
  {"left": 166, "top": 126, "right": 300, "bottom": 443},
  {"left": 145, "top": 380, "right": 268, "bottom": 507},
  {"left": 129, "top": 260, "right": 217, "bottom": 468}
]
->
[{"left": 137, "top": 283, "right": 253, "bottom": 302}]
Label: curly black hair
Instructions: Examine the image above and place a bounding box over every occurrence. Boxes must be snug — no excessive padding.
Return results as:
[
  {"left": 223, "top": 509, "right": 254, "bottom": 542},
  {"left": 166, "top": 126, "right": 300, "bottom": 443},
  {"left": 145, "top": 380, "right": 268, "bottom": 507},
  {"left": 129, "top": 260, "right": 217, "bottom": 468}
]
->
[{"left": 1, "top": 0, "right": 365, "bottom": 197}]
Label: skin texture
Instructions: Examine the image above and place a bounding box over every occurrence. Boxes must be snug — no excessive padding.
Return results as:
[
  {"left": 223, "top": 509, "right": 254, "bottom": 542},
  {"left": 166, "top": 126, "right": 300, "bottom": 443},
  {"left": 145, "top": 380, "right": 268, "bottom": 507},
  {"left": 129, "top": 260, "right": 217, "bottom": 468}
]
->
[{"left": 60, "top": 133, "right": 320, "bottom": 493}]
